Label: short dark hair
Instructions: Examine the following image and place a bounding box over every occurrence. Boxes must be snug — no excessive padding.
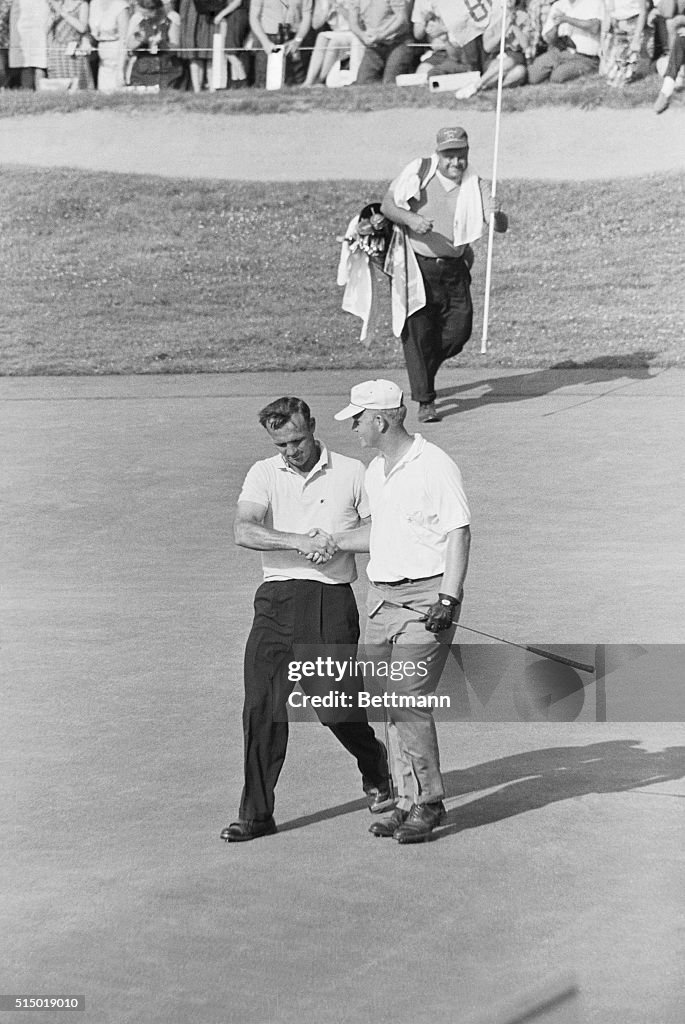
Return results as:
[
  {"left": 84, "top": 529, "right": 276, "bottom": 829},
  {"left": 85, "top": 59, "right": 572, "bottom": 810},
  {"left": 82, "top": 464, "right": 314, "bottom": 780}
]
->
[{"left": 258, "top": 397, "right": 312, "bottom": 431}]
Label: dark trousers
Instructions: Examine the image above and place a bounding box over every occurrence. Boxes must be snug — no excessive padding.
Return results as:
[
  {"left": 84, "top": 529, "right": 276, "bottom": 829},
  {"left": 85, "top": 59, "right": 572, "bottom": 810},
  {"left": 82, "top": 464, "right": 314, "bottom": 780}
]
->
[
  {"left": 240, "top": 579, "right": 386, "bottom": 821},
  {"left": 253, "top": 30, "right": 314, "bottom": 87},
  {"left": 355, "top": 37, "right": 417, "bottom": 84},
  {"left": 401, "top": 254, "right": 473, "bottom": 404},
  {"left": 665, "top": 34, "right": 685, "bottom": 78}
]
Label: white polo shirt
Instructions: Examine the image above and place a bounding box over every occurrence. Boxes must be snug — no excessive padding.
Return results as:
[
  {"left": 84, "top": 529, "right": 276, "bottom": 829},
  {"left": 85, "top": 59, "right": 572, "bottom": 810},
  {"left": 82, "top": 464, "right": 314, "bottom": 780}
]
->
[
  {"left": 238, "top": 445, "right": 369, "bottom": 584},
  {"left": 365, "top": 434, "right": 470, "bottom": 583}
]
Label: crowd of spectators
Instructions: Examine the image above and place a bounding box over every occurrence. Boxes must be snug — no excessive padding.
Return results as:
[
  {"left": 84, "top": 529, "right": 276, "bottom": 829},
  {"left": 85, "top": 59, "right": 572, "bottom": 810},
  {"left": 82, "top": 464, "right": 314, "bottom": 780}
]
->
[{"left": 0, "top": 0, "right": 682, "bottom": 103}]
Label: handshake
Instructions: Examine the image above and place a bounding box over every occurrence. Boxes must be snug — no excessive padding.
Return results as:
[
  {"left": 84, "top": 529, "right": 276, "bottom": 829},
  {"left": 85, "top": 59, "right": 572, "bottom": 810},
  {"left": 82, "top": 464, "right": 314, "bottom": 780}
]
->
[{"left": 296, "top": 528, "right": 339, "bottom": 564}]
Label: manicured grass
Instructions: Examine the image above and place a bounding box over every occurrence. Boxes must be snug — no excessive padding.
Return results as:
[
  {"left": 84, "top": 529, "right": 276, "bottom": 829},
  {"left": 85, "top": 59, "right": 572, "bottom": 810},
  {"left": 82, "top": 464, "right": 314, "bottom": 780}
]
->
[
  {"left": 0, "top": 68, "right": 668, "bottom": 119},
  {"left": 1, "top": 166, "right": 682, "bottom": 374}
]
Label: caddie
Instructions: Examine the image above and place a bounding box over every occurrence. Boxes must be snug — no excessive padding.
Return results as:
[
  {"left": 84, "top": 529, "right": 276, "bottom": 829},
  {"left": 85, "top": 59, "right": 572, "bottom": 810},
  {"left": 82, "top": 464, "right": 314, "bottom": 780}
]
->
[{"left": 380, "top": 126, "right": 508, "bottom": 423}]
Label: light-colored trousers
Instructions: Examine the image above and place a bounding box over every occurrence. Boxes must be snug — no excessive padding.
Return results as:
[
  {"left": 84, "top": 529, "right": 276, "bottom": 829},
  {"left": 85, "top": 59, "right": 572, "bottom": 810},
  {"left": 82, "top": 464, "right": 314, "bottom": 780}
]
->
[{"left": 364, "top": 577, "right": 459, "bottom": 809}]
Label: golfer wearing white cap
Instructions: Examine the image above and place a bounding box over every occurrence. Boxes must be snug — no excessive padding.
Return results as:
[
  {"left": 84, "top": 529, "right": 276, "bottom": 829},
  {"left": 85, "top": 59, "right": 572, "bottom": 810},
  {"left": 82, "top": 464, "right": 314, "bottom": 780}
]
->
[{"left": 332, "top": 379, "right": 471, "bottom": 843}]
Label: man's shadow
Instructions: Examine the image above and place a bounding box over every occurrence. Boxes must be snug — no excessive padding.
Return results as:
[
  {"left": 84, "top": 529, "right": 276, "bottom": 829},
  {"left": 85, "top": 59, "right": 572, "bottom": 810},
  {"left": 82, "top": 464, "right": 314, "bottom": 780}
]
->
[
  {"left": 435, "top": 739, "right": 685, "bottom": 842},
  {"left": 278, "top": 740, "right": 684, "bottom": 836},
  {"left": 435, "top": 352, "right": 658, "bottom": 420}
]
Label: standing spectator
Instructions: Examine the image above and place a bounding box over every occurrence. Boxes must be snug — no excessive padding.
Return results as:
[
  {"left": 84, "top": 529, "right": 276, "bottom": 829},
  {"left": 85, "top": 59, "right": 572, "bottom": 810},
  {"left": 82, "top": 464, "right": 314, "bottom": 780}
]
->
[
  {"left": 528, "top": 0, "right": 604, "bottom": 83},
  {"left": 213, "top": 0, "right": 249, "bottom": 87},
  {"left": 0, "top": 0, "right": 12, "bottom": 88},
  {"left": 600, "top": 0, "right": 646, "bottom": 84},
  {"left": 249, "top": 0, "right": 314, "bottom": 87},
  {"left": 179, "top": 0, "right": 219, "bottom": 91},
  {"left": 347, "top": 0, "right": 416, "bottom": 84},
  {"left": 302, "top": 0, "right": 354, "bottom": 86},
  {"left": 9, "top": 0, "right": 51, "bottom": 88},
  {"left": 89, "top": 0, "right": 131, "bottom": 90},
  {"left": 46, "top": 0, "right": 94, "bottom": 88},
  {"left": 126, "top": 0, "right": 184, "bottom": 87}
]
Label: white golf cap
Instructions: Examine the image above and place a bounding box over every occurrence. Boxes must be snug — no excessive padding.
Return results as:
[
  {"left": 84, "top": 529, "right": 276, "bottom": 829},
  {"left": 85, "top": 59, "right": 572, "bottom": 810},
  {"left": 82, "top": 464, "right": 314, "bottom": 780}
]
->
[{"left": 334, "top": 379, "right": 403, "bottom": 420}]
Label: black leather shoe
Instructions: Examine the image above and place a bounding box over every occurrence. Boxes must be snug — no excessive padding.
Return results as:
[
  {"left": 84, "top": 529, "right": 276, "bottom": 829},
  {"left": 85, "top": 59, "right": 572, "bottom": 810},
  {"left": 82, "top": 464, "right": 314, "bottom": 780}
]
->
[
  {"left": 220, "top": 817, "right": 277, "bottom": 842},
  {"left": 369, "top": 807, "right": 409, "bottom": 838},
  {"left": 418, "top": 402, "right": 441, "bottom": 423},
  {"left": 364, "top": 740, "right": 395, "bottom": 813},
  {"left": 393, "top": 801, "right": 446, "bottom": 844},
  {"left": 366, "top": 784, "right": 396, "bottom": 814}
]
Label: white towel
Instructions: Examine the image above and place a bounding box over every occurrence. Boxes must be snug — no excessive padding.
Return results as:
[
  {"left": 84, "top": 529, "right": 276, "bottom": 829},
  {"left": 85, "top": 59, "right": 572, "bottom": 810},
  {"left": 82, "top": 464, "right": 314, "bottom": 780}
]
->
[{"left": 338, "top": 219, "right": 426, "bottom": 341}]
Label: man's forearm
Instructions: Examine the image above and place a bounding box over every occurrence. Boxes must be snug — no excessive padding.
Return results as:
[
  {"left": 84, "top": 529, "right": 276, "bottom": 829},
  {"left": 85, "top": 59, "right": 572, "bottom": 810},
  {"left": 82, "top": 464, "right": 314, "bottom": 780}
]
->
[
  {"left": 332, "top": 523, "right": 371, "bottom": 553},
  {"left": 380, "top": 191, "right": 414, "bottom": 229},
  {"left": 235, "top": 521, "right": 305, "bottom": 551},
  {"left": 439, "top": 526, "right": 471, "bottom": 600},
  {"left": 561, "top": 15, "right": 600, "bottom": 32}
]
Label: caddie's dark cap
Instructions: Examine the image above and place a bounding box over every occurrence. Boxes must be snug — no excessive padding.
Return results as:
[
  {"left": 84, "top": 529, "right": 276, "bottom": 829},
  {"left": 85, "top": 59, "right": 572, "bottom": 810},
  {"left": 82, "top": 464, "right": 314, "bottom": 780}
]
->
[{"left": 436, "top": 126, "right": 469, "bottom": 152}]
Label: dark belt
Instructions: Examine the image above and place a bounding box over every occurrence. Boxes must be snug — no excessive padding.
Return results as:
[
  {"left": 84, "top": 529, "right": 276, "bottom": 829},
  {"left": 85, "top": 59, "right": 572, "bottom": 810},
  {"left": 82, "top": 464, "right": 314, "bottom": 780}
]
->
[
  {"left": 416, "top": 253, "right": 464, "bottom": 264},
  {"left": 371, "top": 575, "right": 440, "bottom": 587}
]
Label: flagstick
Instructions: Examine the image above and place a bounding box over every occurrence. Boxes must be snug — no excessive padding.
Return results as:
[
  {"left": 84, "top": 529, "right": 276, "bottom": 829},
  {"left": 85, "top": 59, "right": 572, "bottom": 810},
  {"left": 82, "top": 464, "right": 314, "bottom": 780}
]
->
[{"left": 480, "top": 0, "right": 509, "bottom": 354}]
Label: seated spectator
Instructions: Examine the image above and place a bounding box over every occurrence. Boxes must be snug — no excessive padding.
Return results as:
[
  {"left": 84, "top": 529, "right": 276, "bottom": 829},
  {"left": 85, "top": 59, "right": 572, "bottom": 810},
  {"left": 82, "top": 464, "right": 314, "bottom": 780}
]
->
[
  {"left": 126, "top": 0, "right": 184, "bottom": 87},
  {"left": 89, "top": 0, "right": 130, "bottom": 91},
  {"left": 9, "top": 0, "right": 51, "bottom": 88},
  {"left": 465, "top": 0, "right": 532, "bottom": 94},
  {"left": 46, "top": 0, "right": 94, "bottom": 88},
  {"left": 347, "top": 0, "right": 417, "bottom": 84},
  {"left": 302, "top": 0, "right": 354, "bottom": 86},
  {"left": 657, "top": 0, "right": 685, "bottom": 51},
  {"left": 411, "top": 0, "right": 483, "bottom": 78},
  {"left": 600, "top": 0, "right": 646, "bottom": 85},
  {"left": 1, "top": 0, "right": 12, "bottom": 88},
  {"left": 528, "top": 0, "right": 604, "bottom": 83},
  {"left": 249, "top": 0, "right": 313, "bottom": 87},
  {"left": 654, "top": 10, "right": 685, "bottom": 108},
  {"left": 213, "top": 0, "right": 249, "bottom": 87}
]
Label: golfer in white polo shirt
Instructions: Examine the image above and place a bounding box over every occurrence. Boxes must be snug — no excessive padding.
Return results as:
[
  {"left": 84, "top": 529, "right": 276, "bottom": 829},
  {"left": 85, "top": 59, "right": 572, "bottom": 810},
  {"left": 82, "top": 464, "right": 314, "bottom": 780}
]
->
[{"left": 333, "top": 379, "right": 471, "bottom": 843}]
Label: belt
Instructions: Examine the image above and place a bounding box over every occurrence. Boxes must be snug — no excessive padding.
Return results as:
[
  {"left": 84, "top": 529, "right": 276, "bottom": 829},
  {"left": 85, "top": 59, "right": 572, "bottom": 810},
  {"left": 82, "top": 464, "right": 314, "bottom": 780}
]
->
[
  {"left": 371, "top": 575, "right": 440, "bottom": 587},
  {"left": 416, "top": 253, "right": 464, "bottom": 264}
]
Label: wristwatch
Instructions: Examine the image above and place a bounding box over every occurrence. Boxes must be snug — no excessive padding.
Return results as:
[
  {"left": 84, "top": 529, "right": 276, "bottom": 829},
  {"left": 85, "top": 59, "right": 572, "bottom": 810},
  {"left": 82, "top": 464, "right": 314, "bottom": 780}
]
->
[{"left": 438, "top": 593, "right": 461, "bottom": 608}]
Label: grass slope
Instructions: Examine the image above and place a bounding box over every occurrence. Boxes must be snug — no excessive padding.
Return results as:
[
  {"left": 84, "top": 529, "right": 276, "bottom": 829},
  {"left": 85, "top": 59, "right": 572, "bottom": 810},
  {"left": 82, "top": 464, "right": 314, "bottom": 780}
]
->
[
  {"left": 0, "top": 71, "right": 673, "bottom": 119},
  {"left": 1, "top": 166, "right": 682, "bottom": 374}
]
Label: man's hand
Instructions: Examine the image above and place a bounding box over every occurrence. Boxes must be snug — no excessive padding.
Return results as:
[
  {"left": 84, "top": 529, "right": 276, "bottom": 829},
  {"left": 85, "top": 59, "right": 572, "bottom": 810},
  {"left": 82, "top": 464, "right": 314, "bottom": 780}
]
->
[
  {"left": 300, "top": 528, "right": 338, "bottom": 563},
  {"left": 411, "top": 213, "right": 434, "bottom": 235},
  {"left": 422, "top": 601, "right": 455, "bottom": 633},
  {"left": 493, "top": 210, "right": 508, "bottom": 233}
]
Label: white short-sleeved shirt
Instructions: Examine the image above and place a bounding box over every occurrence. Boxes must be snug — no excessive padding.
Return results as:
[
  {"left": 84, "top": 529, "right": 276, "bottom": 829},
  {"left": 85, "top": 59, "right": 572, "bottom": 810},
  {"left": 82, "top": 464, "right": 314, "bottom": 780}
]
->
[
  {"left": 544, "top": 0, "right": 604, "bottom": 55},
  {"left": 364, "top": 434, "right": 470, "bottom": 582},
  {"left": 238, "top": 445, "right": 369, "bottom": 584}
]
